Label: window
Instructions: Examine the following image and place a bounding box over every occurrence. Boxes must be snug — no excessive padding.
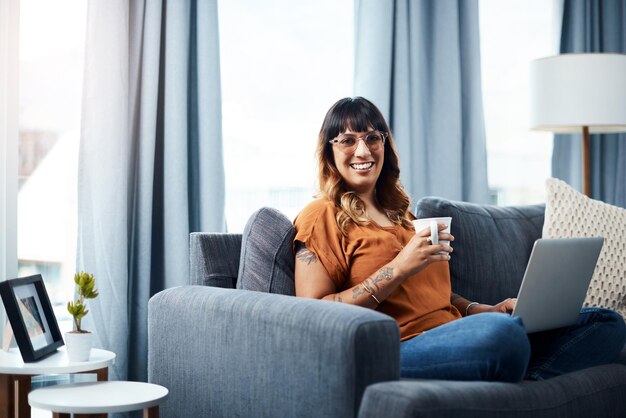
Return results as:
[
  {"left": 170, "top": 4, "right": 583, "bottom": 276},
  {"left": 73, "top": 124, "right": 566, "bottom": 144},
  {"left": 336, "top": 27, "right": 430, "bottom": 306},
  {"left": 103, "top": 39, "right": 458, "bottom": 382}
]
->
[
  {"left": 480, "top": 0, "right": 557, "bottom": 205},
  {"left": 1, "top": 0, "right": 19, "bottom": 285},
  {"left": 8, "top": 2, "right": 559, "bottom": 290},
  {"left": 18, "top": 0, "right": 87, "bottom": 333},
  {"left": 218, "top": 0, "right": 354, "bottom": 231},
  {"left": 220, "top": 0, "right": 557, "bottom": 225}
]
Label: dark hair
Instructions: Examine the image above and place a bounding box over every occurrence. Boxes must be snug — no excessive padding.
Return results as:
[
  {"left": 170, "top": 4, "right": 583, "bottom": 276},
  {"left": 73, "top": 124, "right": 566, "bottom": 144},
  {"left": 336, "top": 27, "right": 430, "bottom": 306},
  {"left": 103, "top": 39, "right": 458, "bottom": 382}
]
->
[{"left": 315, "top": 97, "right": 412, "bottom": 234}]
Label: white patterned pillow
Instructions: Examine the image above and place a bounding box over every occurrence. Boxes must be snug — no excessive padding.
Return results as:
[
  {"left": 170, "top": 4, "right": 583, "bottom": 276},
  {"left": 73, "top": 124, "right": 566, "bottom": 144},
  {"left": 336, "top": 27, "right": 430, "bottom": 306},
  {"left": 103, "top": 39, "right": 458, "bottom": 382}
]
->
[{"left": 543, "top": 178, "right": 626, "bottom": 319}]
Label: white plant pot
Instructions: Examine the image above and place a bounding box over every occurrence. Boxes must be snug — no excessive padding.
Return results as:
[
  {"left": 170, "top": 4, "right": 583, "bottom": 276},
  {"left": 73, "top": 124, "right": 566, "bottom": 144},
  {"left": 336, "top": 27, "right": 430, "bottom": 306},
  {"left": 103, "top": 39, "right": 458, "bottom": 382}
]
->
[{"left": 64, "top": 331, "right": 93, "bottom": 362}]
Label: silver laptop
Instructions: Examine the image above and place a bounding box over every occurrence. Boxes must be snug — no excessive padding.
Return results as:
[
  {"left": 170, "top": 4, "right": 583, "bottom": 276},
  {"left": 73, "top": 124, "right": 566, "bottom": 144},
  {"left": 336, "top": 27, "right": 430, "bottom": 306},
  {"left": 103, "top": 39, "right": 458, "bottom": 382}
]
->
[{"left": 511, "top": 237, "right": 604, "bottom": 333}]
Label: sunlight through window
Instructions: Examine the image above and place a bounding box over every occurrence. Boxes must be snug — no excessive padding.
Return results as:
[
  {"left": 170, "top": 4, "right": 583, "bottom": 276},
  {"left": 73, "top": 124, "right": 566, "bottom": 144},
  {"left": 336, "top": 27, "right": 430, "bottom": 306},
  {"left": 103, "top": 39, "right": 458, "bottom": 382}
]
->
[
  {"left": 480, "top": 0, "right": 557, "bottom": 205},
  {"left": 218, "top": 0, "right": 354, "bottom": 231}
]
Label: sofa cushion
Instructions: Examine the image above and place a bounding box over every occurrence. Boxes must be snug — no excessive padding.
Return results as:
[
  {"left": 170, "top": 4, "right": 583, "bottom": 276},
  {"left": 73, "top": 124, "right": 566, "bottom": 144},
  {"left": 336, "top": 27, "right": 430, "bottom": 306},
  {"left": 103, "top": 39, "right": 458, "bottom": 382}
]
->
[
  {"left": 358, "top": 363, "right": 626, "bottom": 418},
  {"left": 543, "top": 178, "right": 626, "bottom": 320},
  {"left": 415, "top": 197, "right": 544, "bottom": 305},
  {"left": 236, "top": 207, "right": 296, "bottom": 295}
]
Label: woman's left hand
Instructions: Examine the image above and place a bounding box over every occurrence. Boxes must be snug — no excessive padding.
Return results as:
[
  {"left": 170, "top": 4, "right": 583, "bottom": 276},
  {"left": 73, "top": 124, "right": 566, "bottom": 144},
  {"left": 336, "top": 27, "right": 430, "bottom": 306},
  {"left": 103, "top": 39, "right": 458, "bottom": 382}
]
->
[{"left": 468, "top": 298, "right": 517, "bottom": 315}]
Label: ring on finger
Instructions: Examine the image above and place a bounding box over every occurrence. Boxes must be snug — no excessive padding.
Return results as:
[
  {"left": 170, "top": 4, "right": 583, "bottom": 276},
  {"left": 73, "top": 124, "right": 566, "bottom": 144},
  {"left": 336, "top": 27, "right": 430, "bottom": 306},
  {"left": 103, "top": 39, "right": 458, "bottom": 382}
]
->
[{"left": 426, "top": 237, "right": 432, "bottom": 244}]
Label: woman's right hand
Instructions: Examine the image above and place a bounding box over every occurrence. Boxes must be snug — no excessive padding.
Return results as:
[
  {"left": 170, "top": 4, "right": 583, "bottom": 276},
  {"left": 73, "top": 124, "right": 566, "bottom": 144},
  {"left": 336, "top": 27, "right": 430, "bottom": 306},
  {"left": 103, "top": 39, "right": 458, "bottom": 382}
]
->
[{"left": 392, "top": 224, "right": 453, "bottom": 279}]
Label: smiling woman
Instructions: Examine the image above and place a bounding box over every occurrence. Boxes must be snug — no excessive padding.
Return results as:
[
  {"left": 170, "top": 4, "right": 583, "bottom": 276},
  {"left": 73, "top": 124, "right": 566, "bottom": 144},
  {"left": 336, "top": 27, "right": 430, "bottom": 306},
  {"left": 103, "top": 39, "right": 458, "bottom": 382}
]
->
[
  {"left": 330, "top": 128, "right": 385, "bottom": 197},
  {"left": 218, "top": 0, "right": 354, "bottom": 231}
]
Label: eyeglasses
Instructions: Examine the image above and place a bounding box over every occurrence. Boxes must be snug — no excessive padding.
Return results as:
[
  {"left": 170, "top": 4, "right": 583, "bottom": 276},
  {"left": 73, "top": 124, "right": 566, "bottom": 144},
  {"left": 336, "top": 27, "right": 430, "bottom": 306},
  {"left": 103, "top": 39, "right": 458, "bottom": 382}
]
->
[{"left": 328, "top": 131, "right": 387, "bottom": 154}]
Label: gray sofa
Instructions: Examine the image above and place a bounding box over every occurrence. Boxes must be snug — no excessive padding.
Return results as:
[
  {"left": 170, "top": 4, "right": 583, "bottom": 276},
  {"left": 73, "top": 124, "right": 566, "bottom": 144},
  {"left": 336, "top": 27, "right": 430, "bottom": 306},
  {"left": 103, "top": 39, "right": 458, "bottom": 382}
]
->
[{"left": 148, "top": 197, "right": 626, "bottom": 418}]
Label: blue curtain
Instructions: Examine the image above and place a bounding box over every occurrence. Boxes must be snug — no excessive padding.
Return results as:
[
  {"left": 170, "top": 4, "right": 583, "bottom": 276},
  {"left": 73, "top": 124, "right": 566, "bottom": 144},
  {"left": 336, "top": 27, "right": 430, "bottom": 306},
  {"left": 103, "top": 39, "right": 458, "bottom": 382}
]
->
[
  {"left": 553, "top": 0, "right": 626, "bottom": 206},
  {"left": 77, "top": 0, "right": 225, "bottom": 383},
  {"left": 353, "top": 0, "right": 489, "bottom": 204}
]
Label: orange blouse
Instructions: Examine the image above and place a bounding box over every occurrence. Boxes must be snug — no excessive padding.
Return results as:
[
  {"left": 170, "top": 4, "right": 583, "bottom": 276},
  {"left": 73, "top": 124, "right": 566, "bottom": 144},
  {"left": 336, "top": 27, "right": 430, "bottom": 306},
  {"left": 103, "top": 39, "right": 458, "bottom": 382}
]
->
[{"left": 294, "top": 198, "right": 461, "bottom": 340}]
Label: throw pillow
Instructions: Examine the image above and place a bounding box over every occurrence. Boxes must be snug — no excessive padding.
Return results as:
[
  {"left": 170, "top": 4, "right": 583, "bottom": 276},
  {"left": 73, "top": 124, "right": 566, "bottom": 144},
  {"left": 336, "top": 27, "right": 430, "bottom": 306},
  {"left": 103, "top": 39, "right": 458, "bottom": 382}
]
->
[
  {"left": 236, "top": 207, "right": 296, "bottom": 295},
  {"left": 543, "top": 178, "right": 626, "bottom": 319},
  {"left": 415, "top": 197, "right": 545, "bottom": 305}
]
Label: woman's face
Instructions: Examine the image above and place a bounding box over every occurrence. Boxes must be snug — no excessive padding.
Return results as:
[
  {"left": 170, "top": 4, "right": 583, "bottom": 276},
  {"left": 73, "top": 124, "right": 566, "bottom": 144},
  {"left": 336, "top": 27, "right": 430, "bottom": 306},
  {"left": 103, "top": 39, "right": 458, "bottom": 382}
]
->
[{"left": 330, "top": 127, "right": 384, "bottom": 197}]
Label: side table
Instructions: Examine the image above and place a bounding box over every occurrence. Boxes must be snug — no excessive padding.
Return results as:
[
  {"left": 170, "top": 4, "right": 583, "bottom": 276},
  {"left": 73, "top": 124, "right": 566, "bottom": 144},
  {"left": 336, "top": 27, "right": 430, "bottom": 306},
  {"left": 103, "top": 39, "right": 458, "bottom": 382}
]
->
[
  {"left": 0, "top": 347, "right": 116, "bottom": 418},
  {"left": 28, "top": 381, "right": 168, "bottom": 417}
]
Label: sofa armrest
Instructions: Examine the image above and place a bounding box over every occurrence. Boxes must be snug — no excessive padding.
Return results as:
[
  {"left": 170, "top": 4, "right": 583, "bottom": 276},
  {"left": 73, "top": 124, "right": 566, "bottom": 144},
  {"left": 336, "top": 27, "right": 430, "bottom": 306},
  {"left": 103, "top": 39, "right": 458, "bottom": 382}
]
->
[
  {"left": 189, "top": 232, "right": 242, "bottom": 288},
  {"left": 148, "top": 286, "right": 400, "bottom": 418}
]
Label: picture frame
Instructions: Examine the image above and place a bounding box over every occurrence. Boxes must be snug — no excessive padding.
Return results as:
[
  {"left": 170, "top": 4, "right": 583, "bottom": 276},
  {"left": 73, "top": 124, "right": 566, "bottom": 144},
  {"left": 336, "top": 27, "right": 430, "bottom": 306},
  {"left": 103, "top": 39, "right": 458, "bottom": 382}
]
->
[{"left": 0, "top": 274, "right": 64, "bottom": 362}]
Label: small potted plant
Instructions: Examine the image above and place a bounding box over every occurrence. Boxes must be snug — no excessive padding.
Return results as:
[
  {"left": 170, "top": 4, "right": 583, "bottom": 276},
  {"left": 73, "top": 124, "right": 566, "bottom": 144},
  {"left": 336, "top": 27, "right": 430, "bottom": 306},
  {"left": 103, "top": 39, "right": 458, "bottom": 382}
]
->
[{"left": 65, "top": 271, "right": 99, "bottom": 361}]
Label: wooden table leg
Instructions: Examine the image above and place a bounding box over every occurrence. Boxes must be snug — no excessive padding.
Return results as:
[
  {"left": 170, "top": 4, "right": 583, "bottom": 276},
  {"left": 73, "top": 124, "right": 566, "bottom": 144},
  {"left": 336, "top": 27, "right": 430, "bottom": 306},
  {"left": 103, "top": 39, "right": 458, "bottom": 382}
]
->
[
  {"left": 0, "top": 374, "right": 32, "bottom": 418},
  {"left": 0, "top": 374, "right": 15, "bottom": 418},
  {"left": 94, "top": 367, "right": 108, "bottom": 381},
  {"left": 144, "top": 405, "right": 159, "bottom": 418},
  {"left": 14, "top": 374, "right": 31, "bottom": 418}
]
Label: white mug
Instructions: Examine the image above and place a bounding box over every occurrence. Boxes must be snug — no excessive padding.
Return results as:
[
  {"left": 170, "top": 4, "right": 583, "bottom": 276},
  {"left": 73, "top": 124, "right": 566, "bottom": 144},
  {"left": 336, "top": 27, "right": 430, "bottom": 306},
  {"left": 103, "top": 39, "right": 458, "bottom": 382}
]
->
[{"left": 412, "top": 217, "right": 452, "bottom": 252}]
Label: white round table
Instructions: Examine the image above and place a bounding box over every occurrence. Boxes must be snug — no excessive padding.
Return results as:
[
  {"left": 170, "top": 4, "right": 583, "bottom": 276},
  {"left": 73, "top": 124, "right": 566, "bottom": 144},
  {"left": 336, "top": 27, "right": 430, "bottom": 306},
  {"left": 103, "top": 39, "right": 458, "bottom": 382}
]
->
[
  {"left": 0, "top": 347, "right": 115, "bottom": 375},
  {"left": 28, "top": 381, "right": 168, "bottom": 417},
  {"left": 0, "top": 347, "right": 115, "bottom": 418}
]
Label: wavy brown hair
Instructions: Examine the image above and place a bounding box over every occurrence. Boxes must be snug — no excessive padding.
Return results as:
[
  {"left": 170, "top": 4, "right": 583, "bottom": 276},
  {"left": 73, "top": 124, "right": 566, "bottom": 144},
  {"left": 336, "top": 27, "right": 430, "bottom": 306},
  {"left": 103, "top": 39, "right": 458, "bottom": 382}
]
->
[{"left": 316, "top": 97, "right": 413, "bottom": 234}]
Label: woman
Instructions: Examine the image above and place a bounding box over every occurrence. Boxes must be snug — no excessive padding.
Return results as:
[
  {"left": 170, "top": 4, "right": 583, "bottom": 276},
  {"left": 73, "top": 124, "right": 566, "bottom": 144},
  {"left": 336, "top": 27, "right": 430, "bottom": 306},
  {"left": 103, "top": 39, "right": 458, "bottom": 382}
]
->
[{"left": 293, "top": 96, "right": 626, "bottom": 382}]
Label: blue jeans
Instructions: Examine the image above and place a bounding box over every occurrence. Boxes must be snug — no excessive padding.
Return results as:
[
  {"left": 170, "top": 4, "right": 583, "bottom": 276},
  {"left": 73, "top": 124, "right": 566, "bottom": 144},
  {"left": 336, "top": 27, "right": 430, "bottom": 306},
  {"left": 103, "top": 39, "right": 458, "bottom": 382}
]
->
[{"left": 400, "top": 308, "right": 626, "bottom": 382}]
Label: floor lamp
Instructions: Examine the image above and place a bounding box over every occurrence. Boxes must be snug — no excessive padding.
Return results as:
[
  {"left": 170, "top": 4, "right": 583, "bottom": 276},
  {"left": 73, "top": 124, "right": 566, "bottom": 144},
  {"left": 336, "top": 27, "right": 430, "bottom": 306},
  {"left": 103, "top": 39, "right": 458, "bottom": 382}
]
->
[{"left": 529, "top": 53, "right": 626, "bottom": 197}]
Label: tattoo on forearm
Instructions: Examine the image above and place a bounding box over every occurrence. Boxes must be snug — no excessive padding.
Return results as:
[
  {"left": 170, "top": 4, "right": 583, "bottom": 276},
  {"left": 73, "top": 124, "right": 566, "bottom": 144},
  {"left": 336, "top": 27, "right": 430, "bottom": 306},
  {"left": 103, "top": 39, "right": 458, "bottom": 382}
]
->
[
  {"left": 295, "top": 242, "right": 318, "bottom": 265},
  {"left": 352, "top": 283, "right": 366, "bottom": 300},
  {"left": 369, "top": 267, "right": 393, "bottom": 291},
  {"left": 333, "top": 294, "right": 343, "bottom": 303},
  {"left": 351, "top": 267, "right": 394, "bottom": 300}
]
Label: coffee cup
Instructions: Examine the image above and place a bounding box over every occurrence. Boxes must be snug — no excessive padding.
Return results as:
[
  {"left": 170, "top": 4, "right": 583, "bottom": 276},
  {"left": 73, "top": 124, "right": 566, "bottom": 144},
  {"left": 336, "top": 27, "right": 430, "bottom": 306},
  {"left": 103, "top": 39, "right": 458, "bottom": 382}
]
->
[{"left": 412, "top": 217, "right": 452, "bottom": 252}]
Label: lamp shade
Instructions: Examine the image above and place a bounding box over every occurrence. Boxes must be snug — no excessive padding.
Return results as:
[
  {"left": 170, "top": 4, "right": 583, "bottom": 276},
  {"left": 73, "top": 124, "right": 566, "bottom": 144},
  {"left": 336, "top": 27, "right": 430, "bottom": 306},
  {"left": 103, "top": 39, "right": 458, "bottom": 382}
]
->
[{"left": 529, "top": 53, "right": 626, "bottom": 133}]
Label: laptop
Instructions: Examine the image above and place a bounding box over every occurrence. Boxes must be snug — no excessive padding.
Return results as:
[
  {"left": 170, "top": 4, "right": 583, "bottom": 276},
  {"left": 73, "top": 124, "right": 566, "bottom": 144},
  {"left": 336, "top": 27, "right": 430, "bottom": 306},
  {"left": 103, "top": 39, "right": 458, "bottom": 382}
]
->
[{"left": 511, "top": 237, "right": 604, "bottom": 333}]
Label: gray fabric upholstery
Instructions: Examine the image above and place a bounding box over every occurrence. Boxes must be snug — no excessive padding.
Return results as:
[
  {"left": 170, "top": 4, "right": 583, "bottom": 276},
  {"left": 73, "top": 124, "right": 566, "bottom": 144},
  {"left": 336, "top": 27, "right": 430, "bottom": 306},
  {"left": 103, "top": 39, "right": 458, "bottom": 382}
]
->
[
  {"left": 236, "top": 207, "right": 296, "bottom": 295},
  {"left": 189, "top": 232, "right": 241, "bottom": 288},
  {"left": 149, "top": 203, "right": 626, "bottom": 418},
  {"left": 619, "top": 346, "right": 626, "bottom": 365},
  {"left": 358, "top": 364, "right": 626, "bottom": 418},
  {"left": 415, "top": 197, "right": 545, "bottom": 305},
  {"left": 148, "top": 285, "right": 400, "bottom": 418}
]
